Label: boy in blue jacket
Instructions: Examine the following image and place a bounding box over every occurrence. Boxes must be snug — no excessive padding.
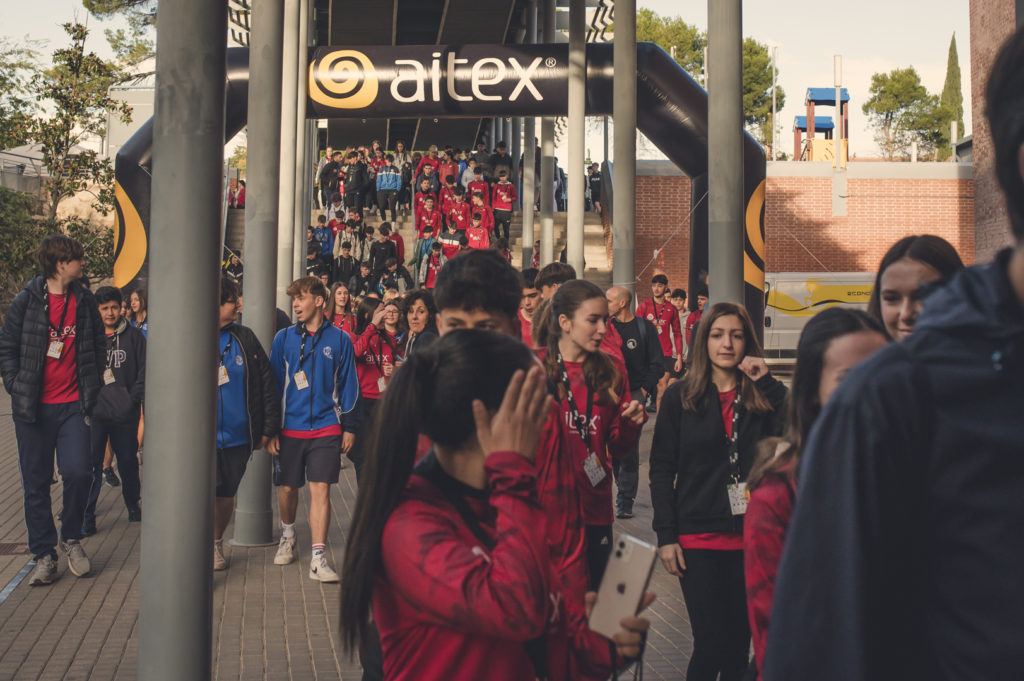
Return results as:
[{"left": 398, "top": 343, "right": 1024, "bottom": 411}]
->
[
  {"left": 268, "top": 276, "right": 361, "bottom": 582},
  {"left": 375, "top": 153, "right": 402, "bottom": 223}
]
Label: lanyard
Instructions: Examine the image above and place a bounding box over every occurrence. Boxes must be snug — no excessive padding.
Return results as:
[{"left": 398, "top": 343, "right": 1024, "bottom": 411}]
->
[
  {"left": 557, "top": 354, "right": 595, "bottom": 450},
  {"left": 45, "top": 292, "right": 72, "bottom": 340},
  {"left": 105, "top": 330, "right": 120, "bottom": 370},
  {"left": 725, "top": 392, "right": 742, "bottom": 483},
  {"left": 650, "top": 298, "right": 666, "bottom": 324},
  {"left": 297, "top": 322, "right": 326, "bottom": 367},
  {"left": 219, "top": 332, "right": 234, "bottom": 364}
]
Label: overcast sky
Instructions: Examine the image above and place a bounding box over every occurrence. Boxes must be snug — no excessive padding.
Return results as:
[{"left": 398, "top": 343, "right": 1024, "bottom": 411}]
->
[{"left": 5, "top": 0, "right": 972, "bottom": 158}]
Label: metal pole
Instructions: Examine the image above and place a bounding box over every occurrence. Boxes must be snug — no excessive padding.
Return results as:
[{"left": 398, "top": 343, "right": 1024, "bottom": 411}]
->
[
  {"left": 521, "top": 2, "right": 538, "bottom": 267},
  {"left": 603, "top": 117, "right": 609, "bottom": 163},
  {"left": 233, "top": 0, "right": 284, "bottom": 548},
  {"left": 706, "top": 0, "right": 744, "bottom": 304},
  {"left": 540, "top": 0, "right": 556, "bottom": 266},
  {"left": 567, "top": 0, "right": 585, "bottom": 275},
  {"left": 511, "top": 117, "right": 522, "bottom": 209},
  {"left": 771, "top": 47, "right": 777, "bottom": 161},
  {"left": 277, "top": 0, "right": 300, "bottom": 309},
  {"left": 612, "top": 0, "right": 636, "bottom": 294},
  {"left": 293, "top": 0, "right": 311, "bottom": 281},
  {"left": 139, "top": 2, "right": 227, "bottom": 679},
  {"left": 834, "top": 54, "right": 842, "bottom": 168}
]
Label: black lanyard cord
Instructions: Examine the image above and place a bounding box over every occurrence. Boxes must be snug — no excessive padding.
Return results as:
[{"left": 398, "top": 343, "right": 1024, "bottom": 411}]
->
[
  {"left": 557, "top": 354, "right": 595, "bottom": 451},
  {"left": 45, "top": 291, "right": 72, "bottom": 341}
]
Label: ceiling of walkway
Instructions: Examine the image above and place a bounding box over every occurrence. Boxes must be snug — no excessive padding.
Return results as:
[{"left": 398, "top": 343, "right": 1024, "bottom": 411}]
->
[{"left": 316, "top": 0, "right": 529, "bottom": 151}]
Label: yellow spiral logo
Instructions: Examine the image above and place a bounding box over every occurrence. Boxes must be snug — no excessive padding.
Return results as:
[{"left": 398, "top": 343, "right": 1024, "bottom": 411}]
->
[{"left": 308, "top": 50, "right": 379, "bottom": 109}]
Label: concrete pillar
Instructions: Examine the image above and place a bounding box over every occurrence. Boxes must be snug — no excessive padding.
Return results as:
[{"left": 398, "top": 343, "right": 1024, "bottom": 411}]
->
[
  {"left": 138, "top": 1, "right": 227, "bottom": 679},
  {"left": 511, "top": 117, "right": 522, "bottom": 209},
  {"left": 277, "top": 0, "right": 300, "bottom": 309},
  {"left": 612, "top": 0, "right": 636, "bottom": 294},
  {"left": 233, "top": 0, "right": 285, "bottom": 548},
  {"left": 540, "top": 0, "right": 556, "bottom": 266},
  {"left": 566, "top": 0, "right": 586, "bottom": 276},
  {"left": 521, "top": 2, "right": 538, "bottom": 267},
  {"left": 293, "top": 0, "right": 311, "bottom": 281},
  {"left": 707, "top": 0, "right": 745, "bottom": 304}
]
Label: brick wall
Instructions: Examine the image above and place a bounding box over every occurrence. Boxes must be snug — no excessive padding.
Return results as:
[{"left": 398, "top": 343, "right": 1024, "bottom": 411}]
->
[
  {"left": 970, "top": 0, "right": 1017, "bottom": 261},
  {"left": 634, "top": 164, "right": 974, "bottom": 292}
]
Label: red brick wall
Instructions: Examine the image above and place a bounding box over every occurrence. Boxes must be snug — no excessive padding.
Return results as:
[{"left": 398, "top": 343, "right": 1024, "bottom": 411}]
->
[
  {"left": 970, "top": 0, "right": 1017, "bottom": 261},
  {"left": 634, "top": 172, "right": 975, "bottom": 291}
]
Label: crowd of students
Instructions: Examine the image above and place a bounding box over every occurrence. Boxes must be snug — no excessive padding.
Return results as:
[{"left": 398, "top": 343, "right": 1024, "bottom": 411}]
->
[{"left": 1, "top": 27, "right": 1023, "bottom": 681}]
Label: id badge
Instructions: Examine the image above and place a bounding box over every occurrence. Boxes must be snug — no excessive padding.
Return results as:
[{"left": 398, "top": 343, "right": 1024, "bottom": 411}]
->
[
  {"left": 582, "top": 452, "right": 607, "bottom": 487},
  {"left": 727, "top": 482, "right": 748, "bottom": 516},
  {"left": 217, "top": 364, "right": 230, "bottom": 386},
  {"left": 103, "top": 368, "right": 116, "bottom": 385},
  {"left": 656, "top": 326, "right": 663, "bottom": 335},
  {"left": 377, "top": 376, "right": 387, "bottom": 393},
  {"left": 294, "top": 370, "right": 309, "bottom": 390},
  {"left": 47, "top": 340, "right": 64, "bottom": 359}
]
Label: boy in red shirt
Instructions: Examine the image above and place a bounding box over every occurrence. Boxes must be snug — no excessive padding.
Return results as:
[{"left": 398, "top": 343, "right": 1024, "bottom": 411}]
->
[
  {"left": 467, "top": 168, "right": 490, "bottom": 206},
  {"left": 635, "top": 274, "right": 683, "bottom": 412},
  {"left": 446, "top": 187, "right": 472, "bottom": 232},
  {"left": 466, "top": 213, "right": 490, "bottom": 250},
  {"left": 469, "top": 191, "right": 494, "bottom": 235},
  {"left": 416, "top": 196, "right": 443, "bottom": 239},
  {"left": 438, "top": 222, "right": 464, "bottom": 260},
  {"left": 413, "top": 177, "right": 436, "bottom": 224},
  {"left": 490, "top": 169, "right": 517, "bottom": 241},
  {"left": 438, "top": 150, "right": 461, "bottom": 190},
  {"left": 438, "top": 176, "right": 458, "bottom": 217}
]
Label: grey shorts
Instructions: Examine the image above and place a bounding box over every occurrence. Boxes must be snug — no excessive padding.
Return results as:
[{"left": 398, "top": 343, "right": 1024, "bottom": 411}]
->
[{"left": 275, "top": 435, "right": 342, "bottom": 488}]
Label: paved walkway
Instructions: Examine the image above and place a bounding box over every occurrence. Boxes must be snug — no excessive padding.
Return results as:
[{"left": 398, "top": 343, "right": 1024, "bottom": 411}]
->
[{"left": 0, "top": 387, "right": 694, "bottom": 680}]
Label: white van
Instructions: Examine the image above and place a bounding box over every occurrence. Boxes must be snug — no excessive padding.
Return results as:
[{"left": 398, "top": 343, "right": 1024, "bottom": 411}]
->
[{"left": 763, "top": 272, "right": 875, "bottom": 365}]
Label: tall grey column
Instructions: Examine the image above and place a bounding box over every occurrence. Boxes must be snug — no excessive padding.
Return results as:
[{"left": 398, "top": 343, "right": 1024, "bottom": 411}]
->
[
  {"left": 138, "top": 2, "right": 227, "bottom": 679},
  {"left": 503, "top": 118, "right": 512, "bottom": 151},
  {"left": 540, "top": 0, "right": 556, "bottom": 266},
  {"left": 489, "top": 118, "right": 497, "bottom": 150},
  {"left": 707, "top": 0, "right": 744, "bottom": 304},
  {"left": 612, "top": 0, "right": 636, "bottom": 294},
  {"left": 566, "top": 0, "right": 585, "bottom": 275},
  {"left": 292, "top": 0, "right": 311, "bottom": 281},
  {"left": 233, "top": 0, "right": 285, "bottom": 547},
  {"left": 521, "top": 2, "right": 538, "bottom": 267},
  {"left": 277, "top": 0, "right": 300, "bottom": 308}
]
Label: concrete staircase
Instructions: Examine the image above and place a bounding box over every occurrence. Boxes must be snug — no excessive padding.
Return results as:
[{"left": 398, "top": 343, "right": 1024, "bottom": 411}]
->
[{"left": 224, "top": 205, "right": 613, "bottom": 290}]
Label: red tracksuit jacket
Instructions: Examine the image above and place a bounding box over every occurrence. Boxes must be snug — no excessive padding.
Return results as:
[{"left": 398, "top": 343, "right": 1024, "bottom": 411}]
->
[
  {"left": 492, "top": 180, "right": 517, "bottom": 211},
  {"left": 635, "top": 298, "right": 682, "bottom": 358},
  {"left": 416, "top": 209, "right": 443, "bottom": 239},
  {"left": 447, "top": 201, "right": 472, "bottom": 231},
  {"left": 466, "top": 226, "right": 490, "bottom": 250},
  {"left": 352, "top": 325, "right": 398, "bottom": 400},
  {"left": 414, "top": 190, "right": 436, "bottom": 223},
  {"left": 468, "top": 180, "right": 491, "bottom": 205}
]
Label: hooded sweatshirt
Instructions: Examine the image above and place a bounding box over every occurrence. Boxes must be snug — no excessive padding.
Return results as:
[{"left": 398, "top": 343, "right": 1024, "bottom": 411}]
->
[{"left": 764, "top": 249, "right": 1024, "bottom": 681}]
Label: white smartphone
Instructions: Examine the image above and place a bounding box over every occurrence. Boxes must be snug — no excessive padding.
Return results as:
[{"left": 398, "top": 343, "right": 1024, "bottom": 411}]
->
[{"left": 587, "top": 533, "right": 657, "bottom": 640}]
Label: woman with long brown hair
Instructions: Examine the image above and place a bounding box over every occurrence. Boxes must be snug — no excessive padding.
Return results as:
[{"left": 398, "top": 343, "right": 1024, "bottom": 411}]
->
[
  {"left": 649, "top": 301, "right": 787, "bottom": 681},
  {"left": 743, "top": 307, "right": 887, "bottom": 677},
  {"left": 325, "top": 282, "right": 356, "bottom": 338},
  {"left": 532, "top": 279, "right": 645, "bottom": 589}
]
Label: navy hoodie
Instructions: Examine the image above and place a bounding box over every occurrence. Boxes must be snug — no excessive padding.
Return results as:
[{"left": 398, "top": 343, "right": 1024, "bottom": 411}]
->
[{"left": 763, "top": 249, "right": 1024, "bottom": 681}]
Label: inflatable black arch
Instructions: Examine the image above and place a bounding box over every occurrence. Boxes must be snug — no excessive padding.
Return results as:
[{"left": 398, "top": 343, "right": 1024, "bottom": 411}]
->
[{"left": 114, "top": 42, "right": 766, "bottom": 323}]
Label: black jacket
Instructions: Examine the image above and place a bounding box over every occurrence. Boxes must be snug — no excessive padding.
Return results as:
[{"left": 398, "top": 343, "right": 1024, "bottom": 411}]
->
[
  {"left": 343, "top": 162, "right": 368, "bottom": 195},
  {"left": 320, "top": 160, "right": 342, "bottom": 192},
  {"left": 368, "top": 239, "right": 397, "bottom": 275},
  {"left": 334, "top": 255, "right": 358, "bottom": 289},
  {"left": 0, "top": 276, "right": 106, "bottom": 423},
  {"left": 764, "top": 249, "right": 1024, "bottom": 681},
  {"left": 649, "top": 373, "right": 787, "bottom": 544},
  {"left": 226, "top": 323, "right": 281, "bottom": 447},
  {"left": 104, "top": 317, "right": 147, "bottom": 408},
  {"left": 610, "top": 316, "right": 664, "bottom": 394},
  {"left": 378, "top": 266, "right": 413, "bottom": 294}
]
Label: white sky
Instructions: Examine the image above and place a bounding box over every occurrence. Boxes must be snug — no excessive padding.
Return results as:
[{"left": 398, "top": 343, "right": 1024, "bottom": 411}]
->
[{"left": 4, "top": 0, "right": 972, "bottom": 159}]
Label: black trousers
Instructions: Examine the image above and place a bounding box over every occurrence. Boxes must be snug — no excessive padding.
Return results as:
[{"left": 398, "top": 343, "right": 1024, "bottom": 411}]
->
[
  {"left": 377, "top": 190, "right": 398, "bottom": 222},
  {"left": 493, "top": 209, "right": 512, "bottom": 241},
  {"left": 585, "top": 524, "right": 613, "bottom": 590},
  {"left": 347, "top": 397, "right": 378, "bottom": 481},
  {"left": 678, "top": 548, "right": 751, "bottom": 681}
]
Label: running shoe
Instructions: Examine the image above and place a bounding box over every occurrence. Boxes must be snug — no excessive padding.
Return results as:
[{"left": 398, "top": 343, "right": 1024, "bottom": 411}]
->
[
  {"left": 213, "top": 540, "right": 228, "bottom": 571},
  {"left": 28, "top": 555, "right": 58, "bottom": 586},
  {"left": 103, "top": 467, "right": 121, "bottom": 488},
  {"left": 60, "top": 538, "right": 91, "bottom": 577},
  {"left": 274, "top": 536, "right": 296, "bottom": 565},
  {"left": 309, "top": 554, "right": 340, "bottom": 583}
]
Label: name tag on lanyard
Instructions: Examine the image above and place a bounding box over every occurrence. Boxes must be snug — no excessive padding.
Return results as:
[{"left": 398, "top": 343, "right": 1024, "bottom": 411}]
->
[
  {"left": 582, "top": 451, "right": 607, "bottom": 487},
  {"left": 218, "top": 364, "right": 230, "bottom": 386},
  {"left": 47, "top": 340, "right": 64, "bottom": 359}
]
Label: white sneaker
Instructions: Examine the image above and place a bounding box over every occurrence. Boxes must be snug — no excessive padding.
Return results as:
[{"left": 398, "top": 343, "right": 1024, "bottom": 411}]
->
[
  {"left": 274, "top": 535, "right": 296, "bottom": 565},
  {"left": 309, "top": 554, "right": 339, "bottom": 582},
  {"left": 213, "top": 540, "right": 228, "bottom": 571}
]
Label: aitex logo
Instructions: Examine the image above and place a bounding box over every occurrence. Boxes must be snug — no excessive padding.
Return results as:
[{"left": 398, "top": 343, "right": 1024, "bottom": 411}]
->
[
  {"left": 390, "top": 52, "right": 544, "bottom": 104},
  {"left": 308, "top": 49, "right": 379, "bottom": 109}
]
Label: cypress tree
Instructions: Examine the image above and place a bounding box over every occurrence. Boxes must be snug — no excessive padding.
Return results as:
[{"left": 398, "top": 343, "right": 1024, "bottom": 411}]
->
[{"left": 940, "top": 33, "right": 964, "bottom": 140}]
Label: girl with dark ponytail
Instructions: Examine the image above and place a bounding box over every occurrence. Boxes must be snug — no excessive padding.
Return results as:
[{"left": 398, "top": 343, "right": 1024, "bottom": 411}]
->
[
  {"left": 532, "top": 280, "right": 646, "bottom": 589},
  {"left": 340, "top": 330, "right": 553, "bottom": 680}
]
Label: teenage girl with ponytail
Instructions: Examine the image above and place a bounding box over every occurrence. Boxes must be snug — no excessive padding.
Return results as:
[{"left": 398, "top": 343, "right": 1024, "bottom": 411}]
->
[
  {"left": 340, "top": 330, "right": 652, "bottom": 681},
  {"left": 532, "top": 279, "right": 647, "bottom": 589}
]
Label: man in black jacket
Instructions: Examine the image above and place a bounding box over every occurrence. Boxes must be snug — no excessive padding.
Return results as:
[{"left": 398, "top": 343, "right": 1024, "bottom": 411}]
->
[
  {"left": 606, "top": 286, "right": 664, "bottom": 518},
  {"left": 764, "top": 27, "right": 1024, "bottom": 681},
  {"left": 0, "top": 235, "right": 106, "bottom": 585},
  {"left": 342, "top": 151, "right": 367, "bottom": 219},
  {"left": 83, "top": 287, "right": 145, "bottom": 536},
  {"left": 367, "top": 225, "right": 397, "bottom": 278},
  {"left": 213, "top": 277, "right": 281, "bottom": 570}
]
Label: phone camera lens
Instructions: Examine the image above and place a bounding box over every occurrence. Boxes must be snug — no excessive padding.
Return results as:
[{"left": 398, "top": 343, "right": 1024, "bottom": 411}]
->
[
  {"left": 618, "top": 541, "right": 626, "bottom": 549},
  {"left": 615, "top": 550, "right": 622, "bottom": 558}
]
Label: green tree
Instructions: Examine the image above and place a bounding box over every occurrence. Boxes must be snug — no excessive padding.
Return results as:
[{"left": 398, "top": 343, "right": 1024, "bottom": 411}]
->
[
  {"left": 0, "top": 186, "right": 47, "bottom": 309},
  {"left": 229, "top": 145, "right": 247, "bottom": 172},
  {"left": 27, "top": 22, "right": 132, "bottom": 221},
  {"left": 636, "top": 9, "right": 706, "bottom": 77},
  {"left": 0, "top": 37, "right": 43, "bottom": 149},
  {"left": 937, "top": 32, "right": 964, "bottom": 159},
  {"left": 634, "top": 10, "right": 784, "bottom": 149},
  {"left": 862, "top": 67, "right": 945, "bottom": 160},
  {"left": 743, "top": 38, "right": 785, "bottom": 149}
]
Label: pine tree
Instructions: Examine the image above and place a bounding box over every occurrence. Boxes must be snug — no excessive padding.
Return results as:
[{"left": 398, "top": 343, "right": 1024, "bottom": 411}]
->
[{"left": 940, "top": 33, "right": 964, "bottom": 140}]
